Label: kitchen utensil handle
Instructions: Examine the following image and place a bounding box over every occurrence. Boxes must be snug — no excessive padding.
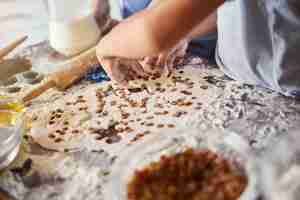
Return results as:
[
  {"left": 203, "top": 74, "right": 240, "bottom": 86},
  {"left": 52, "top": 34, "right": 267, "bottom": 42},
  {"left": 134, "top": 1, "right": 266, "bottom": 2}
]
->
[
  {"left": 0, "top": 36, "right": 28, "bottom": 60},
  {"left": 22, "top": 79, "right": 56, "bottom": 102}
]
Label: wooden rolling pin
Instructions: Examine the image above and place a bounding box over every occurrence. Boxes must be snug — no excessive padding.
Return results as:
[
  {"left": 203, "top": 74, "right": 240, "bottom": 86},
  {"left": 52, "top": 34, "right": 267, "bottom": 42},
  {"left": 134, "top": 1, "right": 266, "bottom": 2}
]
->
[
  {"left": 22, "top": 47, "right": 98, "bottom": 102},
  {"left": 0, "top": 36, "right": 28, "bottom": 60},
  {"left": 0, "top": 188, "right": 16, "bottom": 200}
]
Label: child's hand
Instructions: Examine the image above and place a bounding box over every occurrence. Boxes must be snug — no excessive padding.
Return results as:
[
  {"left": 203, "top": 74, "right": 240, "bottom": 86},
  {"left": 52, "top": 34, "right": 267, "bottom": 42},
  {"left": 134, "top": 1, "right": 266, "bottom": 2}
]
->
[
  {"left": 92, "top": 0, "right": 110, "bottom": 28},
  {"left": 98, "top": 57, "right": 149, "bottom": 87},
  {"left": 101, "top": 18, "right": 120, "bottom": 35},
  {"left": 140, "top": 39, "right": 189, "bottom": 76}
]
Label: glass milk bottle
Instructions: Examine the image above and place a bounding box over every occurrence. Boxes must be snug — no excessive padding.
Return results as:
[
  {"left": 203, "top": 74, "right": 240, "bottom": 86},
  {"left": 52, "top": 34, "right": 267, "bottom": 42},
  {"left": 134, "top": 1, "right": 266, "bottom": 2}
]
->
[{"left": 47, "top": 0, "right": 101, "bottom": 57}]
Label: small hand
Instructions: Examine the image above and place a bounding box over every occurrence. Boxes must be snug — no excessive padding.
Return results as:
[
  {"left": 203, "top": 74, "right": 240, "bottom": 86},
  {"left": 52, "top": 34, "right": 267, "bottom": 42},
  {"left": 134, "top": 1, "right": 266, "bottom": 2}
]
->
[
  {"left": 92, "top": 0, "right": 120, "bottom": 34},
  {"left": 98, "top": 57, "right": 148, "bottom": 87},
  {"left": 140, "top": 39, "right": 189, "bottom": 76},
  {"left": 92, "top": 0, "right": 110, "bottom": 28}
]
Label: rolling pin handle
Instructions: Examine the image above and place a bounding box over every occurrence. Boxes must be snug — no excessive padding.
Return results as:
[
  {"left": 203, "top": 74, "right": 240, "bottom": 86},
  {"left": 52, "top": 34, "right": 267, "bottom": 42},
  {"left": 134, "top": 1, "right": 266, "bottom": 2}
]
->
[
  {"left": 22, "top": 79, "right": 56, "bottom": 103},
  {"left": 0, "top": 36, "right": 28, "bottom": 60}
]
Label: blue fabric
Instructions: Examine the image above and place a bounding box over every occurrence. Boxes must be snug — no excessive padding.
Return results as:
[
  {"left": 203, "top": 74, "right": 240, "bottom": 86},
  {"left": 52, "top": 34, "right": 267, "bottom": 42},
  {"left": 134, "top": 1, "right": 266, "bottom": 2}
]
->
[
  {"left": 119, "top": 0, "right": 217, "bottom": 63},
  {"left": 291, "top": 90, "right": 300, "bottom": 100},
  {"left": 85, "top": 64, "right": 110, "bottom": 83},
  {"left": 120, "top": 0, "right": 151, "bottom": 18},
  {"left": 187, "top": 34, "right": 217, "bottom": 64}
]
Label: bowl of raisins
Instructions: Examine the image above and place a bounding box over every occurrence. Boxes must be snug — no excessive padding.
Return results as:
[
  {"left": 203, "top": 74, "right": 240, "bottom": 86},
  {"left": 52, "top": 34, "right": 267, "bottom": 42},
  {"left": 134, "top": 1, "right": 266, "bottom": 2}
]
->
[{"left": 105, "top": 128, "right": 260, "bottom": 200}]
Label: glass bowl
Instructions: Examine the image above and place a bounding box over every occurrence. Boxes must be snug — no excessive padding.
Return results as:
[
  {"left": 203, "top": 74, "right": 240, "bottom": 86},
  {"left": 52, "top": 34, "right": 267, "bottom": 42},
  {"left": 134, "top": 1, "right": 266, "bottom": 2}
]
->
[
  {"left": 104, "top": 128, "right": 260, "bottom": 200},
  {"left": 0, "top": 97, "right": 24, "bottom": 170}
]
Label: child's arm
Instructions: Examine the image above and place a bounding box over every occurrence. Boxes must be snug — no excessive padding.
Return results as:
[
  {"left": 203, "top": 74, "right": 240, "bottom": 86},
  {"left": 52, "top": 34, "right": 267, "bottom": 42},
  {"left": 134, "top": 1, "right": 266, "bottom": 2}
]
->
[
  {"left": 96, "top": 0, "right": 224, "bottom": 60},
  {"left": 187, "top": 11, "right": 218, "bottom": 41},
  {"left": 141, "top": 10, "right": 218, "bottom": 71},
  {"left": 147, "top": 0, "right": 163, "bottom": 8}
]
